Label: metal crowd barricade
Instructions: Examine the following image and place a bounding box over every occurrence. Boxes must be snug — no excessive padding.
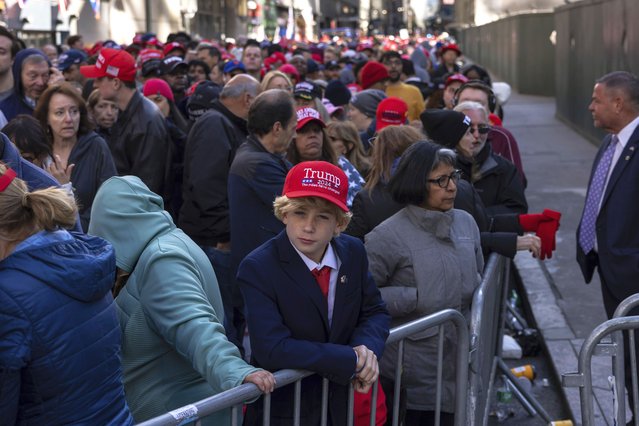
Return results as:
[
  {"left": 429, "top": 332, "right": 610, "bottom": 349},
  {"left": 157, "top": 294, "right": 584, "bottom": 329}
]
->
[
  {"left": 467, "top": 253, "right": 508, "bottom": 425},
  {"left": 563, "top": 294, "right": 639, "bottom": 426},
  {"left": 467, "top": 253, "right": 553, "bottom": 425},
  {"left": 138, "top": 309, "right": 469, "bottom": 426}
]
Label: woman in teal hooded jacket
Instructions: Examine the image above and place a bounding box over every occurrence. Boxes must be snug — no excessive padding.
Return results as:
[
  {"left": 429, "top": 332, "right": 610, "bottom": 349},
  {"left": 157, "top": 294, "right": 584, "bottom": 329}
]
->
[{"left": 89, "top": 175, "right": 274, "bottom": 425}]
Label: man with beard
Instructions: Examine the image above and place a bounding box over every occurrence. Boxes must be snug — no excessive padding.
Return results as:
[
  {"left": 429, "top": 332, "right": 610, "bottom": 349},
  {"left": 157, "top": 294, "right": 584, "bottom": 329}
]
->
[{"left": 382, "top": 51, "right": 424, "bottom": 122}]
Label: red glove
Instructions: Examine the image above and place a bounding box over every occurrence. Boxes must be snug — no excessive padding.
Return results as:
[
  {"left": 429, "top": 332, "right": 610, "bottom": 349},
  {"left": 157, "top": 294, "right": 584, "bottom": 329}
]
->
[
  {"left": 518, "top": 213, "right": 552, "bottom": 232},
  {"left": 536, "top": 209, "right": 561, "bottom": 259}
]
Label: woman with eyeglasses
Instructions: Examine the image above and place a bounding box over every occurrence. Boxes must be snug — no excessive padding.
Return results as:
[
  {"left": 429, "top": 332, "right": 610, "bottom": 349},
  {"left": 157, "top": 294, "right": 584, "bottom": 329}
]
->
[
  {"left": 365, "top": 141, "right": 483, "bottom": 426},
  {"left": 421, "top": 108, "right": 541, "bottom": 259},
  {"left": 453, "top": 100, "right": 527, "bottom": 215}
]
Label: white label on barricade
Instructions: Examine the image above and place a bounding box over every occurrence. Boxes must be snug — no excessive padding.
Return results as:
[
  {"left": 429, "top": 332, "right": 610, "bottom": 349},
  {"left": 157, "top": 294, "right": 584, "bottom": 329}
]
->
[{"left": 169, "top": 404, "right": 199, "bottom": 424}]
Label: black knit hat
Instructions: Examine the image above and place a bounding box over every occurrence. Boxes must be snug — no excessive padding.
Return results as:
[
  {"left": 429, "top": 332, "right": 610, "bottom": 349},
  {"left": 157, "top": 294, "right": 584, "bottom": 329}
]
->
[
  {"left": 324, "top": 80, "right": 351, "bottom": 106},
  {"left": 187, "top": 81, "right": 222, "bottom": 121},
  {"left": 420, "top": 109, "right": 471, "bottom": 149}
]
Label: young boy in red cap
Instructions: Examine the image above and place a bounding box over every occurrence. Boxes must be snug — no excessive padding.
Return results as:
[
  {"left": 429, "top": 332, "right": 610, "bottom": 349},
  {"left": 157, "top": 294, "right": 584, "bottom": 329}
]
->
[{"left": 238, "top": 160, "right": 390, "bottom": 425}]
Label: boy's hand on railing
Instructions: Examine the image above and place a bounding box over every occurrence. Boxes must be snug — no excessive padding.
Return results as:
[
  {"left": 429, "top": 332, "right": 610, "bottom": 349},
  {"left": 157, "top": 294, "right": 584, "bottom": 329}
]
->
[
  {"left": 353, "top": 345, "right": 379, "bottom": 393},
  {"left": 243, "top": 370, "right": 276, "bottom": 393}
]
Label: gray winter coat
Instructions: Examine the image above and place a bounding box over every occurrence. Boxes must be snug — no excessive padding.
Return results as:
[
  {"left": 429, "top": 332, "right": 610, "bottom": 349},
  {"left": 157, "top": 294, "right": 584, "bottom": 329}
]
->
[{"left": 365, "top": 205, "right": 483, "bottom": 412}]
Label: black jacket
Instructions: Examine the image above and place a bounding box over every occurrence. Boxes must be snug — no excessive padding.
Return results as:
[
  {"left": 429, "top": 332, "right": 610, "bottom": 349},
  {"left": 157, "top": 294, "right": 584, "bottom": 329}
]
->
[
  {"left": 346, "top": 180, "right": 522, "bottom": 258},
  {"left": 69, "top": 131, "right": 117, "bottom": 231},
  {"left": 458, "top": 144, "right": 528, "bottom": 216},
  {"left": 179, "top": 100, "right": 249, "bottom": 246},
  {"left": 108, "top": 91, "right": 173, "bottom": 210}
]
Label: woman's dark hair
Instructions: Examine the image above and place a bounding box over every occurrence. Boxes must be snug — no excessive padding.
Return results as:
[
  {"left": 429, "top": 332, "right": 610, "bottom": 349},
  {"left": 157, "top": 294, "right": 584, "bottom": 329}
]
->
[
  {"left": 247, "top": 89, "right": 295, "bottom": 137},
  {"left": 461, "top": 64, "right": 492, "bottom": 87},
  {"left": 0, "top": 26, "right": 19, "bottom": 59},
  {"left": 168, "top": 98, "right": 190, "bottom": 134},
  {"left": 402, "top": 58, "right": 415, "bottom": 77},
  {"left": 188, "top": 59, "right": 211, "bottom": 80},
  {"left": 389, "top": 141, "right": 456, "bottom": 206},
  {"left": 34, "top": 83, "right": 93, "bottom": 139},
  {"left": 353, "top": 60, "right": 368, "bottom": 85},
  {"left": 287, "top": 124, "right": 337, "bottom": 166},
  {"left": 2, "top": 115, "right": 52, "bottom": 160}
]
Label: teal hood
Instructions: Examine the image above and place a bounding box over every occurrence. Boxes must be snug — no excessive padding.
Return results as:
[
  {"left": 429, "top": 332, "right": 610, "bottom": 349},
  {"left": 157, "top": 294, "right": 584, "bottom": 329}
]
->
[{"left": 89, "top": 176, "right": 175, "bottom": 273}]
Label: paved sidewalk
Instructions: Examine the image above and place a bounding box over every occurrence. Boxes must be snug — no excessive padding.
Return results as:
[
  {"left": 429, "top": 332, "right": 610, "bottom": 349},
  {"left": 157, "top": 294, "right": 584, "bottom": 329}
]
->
[{"left": 503, "top": 92, "right": 628, "bottom": 425}]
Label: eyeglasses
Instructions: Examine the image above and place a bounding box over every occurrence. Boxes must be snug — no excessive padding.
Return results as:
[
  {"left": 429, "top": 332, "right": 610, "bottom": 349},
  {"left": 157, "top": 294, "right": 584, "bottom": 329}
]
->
[
  {"left": 427, "top": 169, "right": 462, "bottom": 188},
  {"left": 470, "top": 124, "right": 491, "bottom": 135}
]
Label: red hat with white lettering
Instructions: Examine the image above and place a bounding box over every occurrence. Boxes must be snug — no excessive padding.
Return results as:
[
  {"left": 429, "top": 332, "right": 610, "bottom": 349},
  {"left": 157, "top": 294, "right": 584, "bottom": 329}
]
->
[
  {"left": 296, "top": 107, "right": 326, "bottom": 131},
  {"left": 80, "top": 48, "right": 136, "bottom": 82},
  {"left": 375, "top": 97, "right": 408, "bottom": 131},
  {"left": 282, "top": 161, "right": 349, "bottom": 212}
]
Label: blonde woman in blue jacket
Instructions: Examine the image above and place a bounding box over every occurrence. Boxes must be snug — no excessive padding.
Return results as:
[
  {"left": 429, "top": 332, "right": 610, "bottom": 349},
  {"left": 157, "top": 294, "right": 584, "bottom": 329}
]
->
[
  {"left": 89, "top": 176, "right": 274, "bottom": 425},
  {"left": 0, "top": 164, "right": 132, "bottom": 425}
]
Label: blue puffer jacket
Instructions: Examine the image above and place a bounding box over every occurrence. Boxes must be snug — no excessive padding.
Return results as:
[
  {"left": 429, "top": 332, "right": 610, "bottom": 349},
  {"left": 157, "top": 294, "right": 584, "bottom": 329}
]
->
[{"left": 0, "top": 230, "right": 133, "bottom": 425}]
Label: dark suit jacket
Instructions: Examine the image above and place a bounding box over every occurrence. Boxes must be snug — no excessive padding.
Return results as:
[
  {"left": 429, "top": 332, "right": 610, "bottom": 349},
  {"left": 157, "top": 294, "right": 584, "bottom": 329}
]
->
[
  {"left": 238, "top": 231, "right": 390, "bottom": 425},
  {"left": 577, "top": 125, "right": 639, "bottom": 301}
]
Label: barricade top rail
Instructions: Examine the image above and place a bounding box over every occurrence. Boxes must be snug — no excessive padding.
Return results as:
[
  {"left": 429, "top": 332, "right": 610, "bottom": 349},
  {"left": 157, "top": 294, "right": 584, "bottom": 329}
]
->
[
  {"left": 138, "top": 308, "right": 469, "bottom": 426},
  {"left": 613, "top": 293, "right": 639, "bottom": 318},
  {"left": 578, "top": 316, "right": 639, "bottom": 368},
  {"left": 563, "top": 315, "right": 639, "bottom": 426}
]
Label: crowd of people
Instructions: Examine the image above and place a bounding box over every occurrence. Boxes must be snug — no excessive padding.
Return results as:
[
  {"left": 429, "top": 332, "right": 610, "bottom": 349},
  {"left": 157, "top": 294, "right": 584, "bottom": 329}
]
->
[{"left": 0, "top": 27, "right": 566, "bottom": 425}]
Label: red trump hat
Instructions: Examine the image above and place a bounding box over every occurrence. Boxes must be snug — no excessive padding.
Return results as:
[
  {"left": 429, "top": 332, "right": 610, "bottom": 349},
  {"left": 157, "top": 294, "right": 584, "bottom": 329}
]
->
[
  {"left": 375, "top": 97, "right": 408, "bottom": 131},
  {"left": 296, "top": 107, "right": 325, "bottom": 131},
  {"left": 282, "top": 161, "right": 349, "bottom": 212},
  {"left": 80, "top": 48, "right": 136, "bottom": 82}
]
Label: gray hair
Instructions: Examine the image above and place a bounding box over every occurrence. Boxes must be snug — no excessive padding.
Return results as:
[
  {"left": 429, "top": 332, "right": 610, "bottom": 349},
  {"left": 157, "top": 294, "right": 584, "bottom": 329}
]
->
[
  {"left": 220, "top": 75, "right": 260, "bottom": 100},
  {"left": 453, "top": 100, "right": 488, "bottom": 121},
  {"left": 597, "top": 71, "right": 639, "bottom": 112},
  {"left": 22, "top": 54, "right": 48, "bottom": 68},
  {"left": 433, "top": 147, "right": 457, "bottom": 170}
]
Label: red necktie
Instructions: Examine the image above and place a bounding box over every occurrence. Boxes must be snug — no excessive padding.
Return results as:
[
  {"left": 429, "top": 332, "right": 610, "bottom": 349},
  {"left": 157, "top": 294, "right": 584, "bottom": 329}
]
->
[{"left": 311, "top": 266, "right": 331, "bottom": 299}]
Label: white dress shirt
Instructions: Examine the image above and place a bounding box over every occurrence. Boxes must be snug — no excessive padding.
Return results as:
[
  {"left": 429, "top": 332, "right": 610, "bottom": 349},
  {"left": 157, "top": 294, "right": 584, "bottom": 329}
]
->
[{"left": 291, "top": 241, "right": 341, "bottom": 326}]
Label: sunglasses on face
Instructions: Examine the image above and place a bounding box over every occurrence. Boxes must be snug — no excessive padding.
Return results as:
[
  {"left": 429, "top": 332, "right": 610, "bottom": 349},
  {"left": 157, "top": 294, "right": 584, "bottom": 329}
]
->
[{"left": 470, "top": 124, "right": 491, "bottom": 135}]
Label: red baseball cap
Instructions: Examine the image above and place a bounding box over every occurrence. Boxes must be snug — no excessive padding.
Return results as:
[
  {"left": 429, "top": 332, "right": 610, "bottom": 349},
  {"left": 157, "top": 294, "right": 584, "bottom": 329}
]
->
[
  {"left": 137, "top": 48, "right": 164, "bottom": 65},
  {"left": 80, "top": 48, "right": 136, "bottom": 82},
  {"left": 445, "top": 73, "right": 469, "bottom": 87},
  {"left": 282, "top": 161, "right": 349, "bottom": 212},
  {"left": 441, "top": 43, "right": 462, "bottom": 56},
  {"left": 296, "top": 107, "right": 325, "bottom": 131},
  {"left": 375, "top": 97, "right": 408, "bottom": 132},
  {"left": 163, "top": 42, "right": 185, "bottom": 57}
]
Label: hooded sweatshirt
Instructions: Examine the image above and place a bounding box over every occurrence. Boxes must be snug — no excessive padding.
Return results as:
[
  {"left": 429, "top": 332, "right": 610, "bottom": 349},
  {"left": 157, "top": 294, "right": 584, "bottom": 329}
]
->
[
  {"left": 89, "top": 176, "right": 260, "bottom": 424},
  {"left": 0, "top": 230, "right": 133, "bottom": 425},
  {"left": 0, "top": 48, "right": 50, "bottom": 123}
]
